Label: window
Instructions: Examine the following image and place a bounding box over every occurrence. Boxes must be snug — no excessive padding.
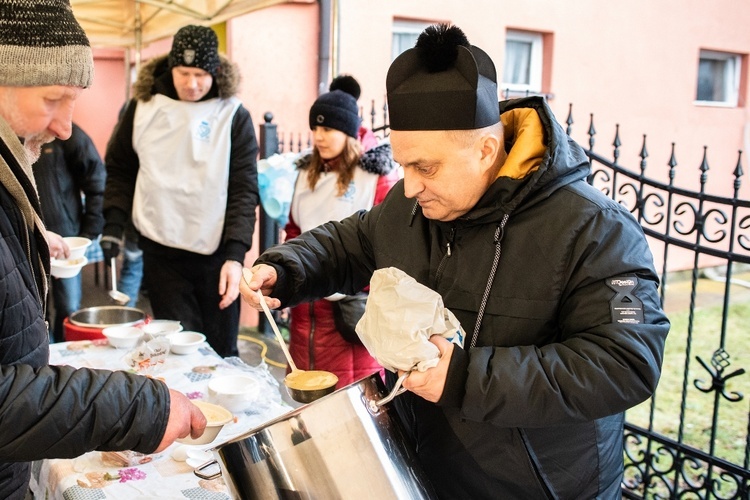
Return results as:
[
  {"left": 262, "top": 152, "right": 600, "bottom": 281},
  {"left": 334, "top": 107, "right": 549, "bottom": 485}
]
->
[
  {"left": 502, "top": 30, "right": 543, "bottom": 95},
  {"left": 696, "top": 50, "right": 740, "bottom": 106},
  {"left": 392, "top": 20, "right": 431, "bottom": 61}
]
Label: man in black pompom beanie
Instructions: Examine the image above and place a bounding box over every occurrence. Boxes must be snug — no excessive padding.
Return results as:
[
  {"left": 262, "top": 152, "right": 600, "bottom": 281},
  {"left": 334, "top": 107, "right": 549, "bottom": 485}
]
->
[
  {"left": 240, "top": 23, "right": 668, "bottom": 500},
  {"left": 0, "top": 2, "right": 207, "bottom": 499},
  {"left": 102, "top": 24, "right": 259, "bottom": 359}
]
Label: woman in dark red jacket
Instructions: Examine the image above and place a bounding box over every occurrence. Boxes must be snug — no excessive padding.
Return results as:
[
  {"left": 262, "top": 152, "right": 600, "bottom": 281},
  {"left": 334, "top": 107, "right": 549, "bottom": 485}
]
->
[{"left": 283, "top": 89, "right": 400, "bottom": 388}]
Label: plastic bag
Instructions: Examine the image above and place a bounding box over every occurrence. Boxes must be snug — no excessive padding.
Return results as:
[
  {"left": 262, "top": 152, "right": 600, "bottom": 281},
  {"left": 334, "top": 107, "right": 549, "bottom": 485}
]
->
[
  {"left": 257, "top": 152, "right": 299, "bottom": 227},
  {"left": 355, "top": 267, "right": 465, "bottom": 372}
]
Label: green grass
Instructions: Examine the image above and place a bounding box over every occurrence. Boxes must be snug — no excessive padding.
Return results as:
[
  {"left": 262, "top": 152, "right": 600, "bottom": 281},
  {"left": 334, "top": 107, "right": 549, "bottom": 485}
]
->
[{"left": 626, "top": 299, "right": 750, "bottom": 466}]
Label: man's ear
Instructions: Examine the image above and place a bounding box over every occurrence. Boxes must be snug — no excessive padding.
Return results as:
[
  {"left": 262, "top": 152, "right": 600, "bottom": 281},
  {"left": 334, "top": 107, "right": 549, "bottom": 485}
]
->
[{"left": 478, "top": 131, "right": 502, "bottom": 169}]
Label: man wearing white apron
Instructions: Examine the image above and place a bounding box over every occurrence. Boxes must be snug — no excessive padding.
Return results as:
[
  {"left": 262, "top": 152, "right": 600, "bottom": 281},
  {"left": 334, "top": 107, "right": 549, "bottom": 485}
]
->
[{"left": 102, "top": 25, "right": 259, "bottom": 357}]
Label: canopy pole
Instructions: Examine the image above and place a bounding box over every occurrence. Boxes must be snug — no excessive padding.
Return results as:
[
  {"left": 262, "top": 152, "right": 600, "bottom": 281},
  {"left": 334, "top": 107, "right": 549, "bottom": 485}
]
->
[
  {"left": 124, "top": 49, "right": 131, "bottom": 101},
  {"left": 134, "top": 1, "right": 143, "bottom": 77}
]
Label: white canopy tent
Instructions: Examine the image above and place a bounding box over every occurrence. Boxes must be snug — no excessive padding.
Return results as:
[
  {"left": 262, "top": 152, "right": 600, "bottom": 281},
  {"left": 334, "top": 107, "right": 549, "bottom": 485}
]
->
[
  {"left": 70, "top": 0, "right": 291, "bottom": 96},
  {"left": 70, "top": 0, "right": 288, "bottom": 48}
]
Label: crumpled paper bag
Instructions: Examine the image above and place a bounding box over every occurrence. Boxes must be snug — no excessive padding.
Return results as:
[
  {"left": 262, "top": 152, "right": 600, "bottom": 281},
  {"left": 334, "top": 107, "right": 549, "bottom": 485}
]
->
[{"left": 355, "top": 267, "right": 465, "bottom": 372}]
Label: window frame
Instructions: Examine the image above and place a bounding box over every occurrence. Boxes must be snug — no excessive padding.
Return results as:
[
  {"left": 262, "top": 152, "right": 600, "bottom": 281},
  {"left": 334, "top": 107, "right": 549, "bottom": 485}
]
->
[
  {"left": 391, "top": 20, "right": 432, "bottom": 61},
  {"left": 501, "top": 30, "right": 543, "bottom": 94},
  {"left": 695, "top": 49, "right": 741, "bottom": 108}
]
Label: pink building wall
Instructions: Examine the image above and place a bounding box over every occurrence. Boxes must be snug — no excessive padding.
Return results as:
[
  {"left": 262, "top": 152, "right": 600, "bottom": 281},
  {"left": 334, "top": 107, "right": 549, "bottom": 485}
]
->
[
  {"left": 229, "top": 2, "right": 320, "bottom": 145},
  {"left": 70, "top": 1, "right": 750, "bottom": 326},
  {"left": 331, "top": 0, "right": 750, "bottom": 196}
]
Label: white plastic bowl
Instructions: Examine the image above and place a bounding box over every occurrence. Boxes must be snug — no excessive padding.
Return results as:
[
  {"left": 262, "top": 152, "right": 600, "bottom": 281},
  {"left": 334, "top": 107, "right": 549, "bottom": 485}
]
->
[
  {"left": 102, "top": 326, "right": 144, "bottom": 349},
  {"left": 142, "top": 320, "right": 183, "bottom": 337},
  {"left": 167, "top": 331, "right": 206, "bottom": 355},
  {"left": 176, "top": 400, "right": 233, "bottom": 445},
  {"left": 63, "top": 236, "right": 92, "bottom": 260},
  {"left": 50, "top": 256, "right": 88, "bottom": 278},
  {"left": 208, "top": 374, "right": 260, "bottom": 413}
]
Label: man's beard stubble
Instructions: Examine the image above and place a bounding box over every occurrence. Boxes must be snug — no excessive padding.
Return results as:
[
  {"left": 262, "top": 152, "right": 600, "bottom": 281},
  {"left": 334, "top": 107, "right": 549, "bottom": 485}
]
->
[{"left": 22, "top": 133, "right": 54, "bottom": 164}]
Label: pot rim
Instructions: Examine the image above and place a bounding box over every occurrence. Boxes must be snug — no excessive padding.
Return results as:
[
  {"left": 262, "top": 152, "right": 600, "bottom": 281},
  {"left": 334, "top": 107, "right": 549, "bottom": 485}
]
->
[
  {"left": 68, "top": 305, "right": 146, "bottom": 328},
  {"left": 210, "top": 372, "right": 385, "bottom": 453}
]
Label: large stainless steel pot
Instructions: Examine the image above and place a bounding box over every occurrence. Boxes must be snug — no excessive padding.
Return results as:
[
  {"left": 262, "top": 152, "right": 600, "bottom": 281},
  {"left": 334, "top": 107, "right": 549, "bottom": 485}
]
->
[
  {"left": 68, "top": 306, "right": 146, "bottom": 328},
  {"left": 196, "top": 373, "right": 435, "bottom": 499}
]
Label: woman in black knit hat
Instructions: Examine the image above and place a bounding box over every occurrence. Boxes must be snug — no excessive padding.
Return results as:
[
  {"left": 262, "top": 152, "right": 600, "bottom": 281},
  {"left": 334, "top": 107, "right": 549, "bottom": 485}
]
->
[{"left": 281, "top": 88, "right": 401, "bottom": 388}]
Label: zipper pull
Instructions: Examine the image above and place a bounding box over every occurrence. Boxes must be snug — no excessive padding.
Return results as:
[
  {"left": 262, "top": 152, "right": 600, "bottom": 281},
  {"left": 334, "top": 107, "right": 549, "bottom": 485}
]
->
[{"left": 446, "top": 242, "right": 451, "bottom": 256}]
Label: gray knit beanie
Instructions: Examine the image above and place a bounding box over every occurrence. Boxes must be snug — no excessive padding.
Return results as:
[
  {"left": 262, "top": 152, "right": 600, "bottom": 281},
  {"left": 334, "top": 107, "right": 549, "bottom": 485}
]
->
[{"left": 0, "top": 0, "right": 94, "bottom": 88}]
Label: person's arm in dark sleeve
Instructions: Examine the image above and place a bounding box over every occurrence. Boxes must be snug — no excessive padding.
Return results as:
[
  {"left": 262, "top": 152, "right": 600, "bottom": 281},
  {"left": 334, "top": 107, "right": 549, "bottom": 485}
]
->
[
  {"left": 102, "top": 100, "right": 140, "bottom": 240},
  {"left": 0, "top": 363, "right": 170, "bottom": 460},
  {"left": 223, "top": 105, "right": 260, "bottom": 263}
]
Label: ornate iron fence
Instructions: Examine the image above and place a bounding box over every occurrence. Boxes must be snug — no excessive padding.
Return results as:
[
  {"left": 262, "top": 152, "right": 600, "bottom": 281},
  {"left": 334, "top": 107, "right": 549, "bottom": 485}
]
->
[
  {"left": 258, "top": 99, "right": 750, "bottom": 498},
  {"left": 565, "top": 105, "right": 750, "bottom": 499}
]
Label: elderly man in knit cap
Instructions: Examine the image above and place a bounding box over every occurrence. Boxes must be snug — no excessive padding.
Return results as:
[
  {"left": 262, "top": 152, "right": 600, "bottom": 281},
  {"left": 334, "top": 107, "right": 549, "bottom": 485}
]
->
[
  {"left": 102, "top": 25, "right": 259, "bottom": 358},
  {"left": 0, "top": 2, "right": 206, "bottom": 498},
  {"left": 240, "top": 23, "right": 669, "bottom": 498}
]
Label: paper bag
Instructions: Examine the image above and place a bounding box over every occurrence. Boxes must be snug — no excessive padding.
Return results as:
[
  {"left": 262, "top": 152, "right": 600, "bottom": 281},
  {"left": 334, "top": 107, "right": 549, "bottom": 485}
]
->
[{"left": 355, "top": 267, "right": 465, "bottom": 372}]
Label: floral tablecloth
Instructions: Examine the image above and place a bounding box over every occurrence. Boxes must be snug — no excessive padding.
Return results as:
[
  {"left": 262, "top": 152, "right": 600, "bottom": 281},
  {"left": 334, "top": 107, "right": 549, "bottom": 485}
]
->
[{"left": 29, "top": 339, "right": 291, "bottom": 500}]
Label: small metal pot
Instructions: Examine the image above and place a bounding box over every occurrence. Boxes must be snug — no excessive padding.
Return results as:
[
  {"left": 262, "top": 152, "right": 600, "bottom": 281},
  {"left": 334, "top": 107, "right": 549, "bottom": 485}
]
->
[
  {"left": 196, "top": 372, "right": 435, "bottom": 499},
  {"left": 68, "top": 306, "right": 146, "bottom": 328}
]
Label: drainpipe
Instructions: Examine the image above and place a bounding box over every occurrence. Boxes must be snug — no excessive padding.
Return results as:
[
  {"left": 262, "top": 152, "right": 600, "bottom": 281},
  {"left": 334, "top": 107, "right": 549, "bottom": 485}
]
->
[
  {"left": 332, "top": 0, "right": 340, "bottom": 80},
  {"left": 318, "top": 0, "right": 332, "bottom": 95}
]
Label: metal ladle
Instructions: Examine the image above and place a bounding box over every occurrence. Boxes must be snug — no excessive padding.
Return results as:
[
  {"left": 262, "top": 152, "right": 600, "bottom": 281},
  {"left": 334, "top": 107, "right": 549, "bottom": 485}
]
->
[
  {"left": 253, "top": 283, "right": 338, "bottom": 403},
  {"left": 109, "top": 257, "right": 131, "bottom": 305}
]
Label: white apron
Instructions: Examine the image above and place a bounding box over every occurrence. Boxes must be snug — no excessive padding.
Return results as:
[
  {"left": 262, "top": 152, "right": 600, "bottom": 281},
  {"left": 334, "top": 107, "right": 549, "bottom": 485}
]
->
[
  {"left": 132, "top": 94, "right": 241, "bottom": 254},
  {"left": 290, "top": 167, "right": 379, "bottom": 233}
]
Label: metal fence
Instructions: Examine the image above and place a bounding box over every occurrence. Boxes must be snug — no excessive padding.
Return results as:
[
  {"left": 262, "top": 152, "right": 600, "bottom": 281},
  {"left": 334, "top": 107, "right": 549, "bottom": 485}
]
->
[
  {"left": 258, "top": 99, "right": 750, "bottom": 499},
  {"left": 564, "top": 105, "right": 750, "bottom": 499}
]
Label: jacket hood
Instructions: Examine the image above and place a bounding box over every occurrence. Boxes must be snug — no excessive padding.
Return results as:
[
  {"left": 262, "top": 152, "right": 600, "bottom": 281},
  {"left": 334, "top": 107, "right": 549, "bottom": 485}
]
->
[
  {"left": 295, "top": 142, "right": 397, "bottom": 177},
  {"left": 132, "top": 54, "right": 241, "bottom": 102},
  {"left": 457, "top": 96, "right": 590, "bottom": 225}
]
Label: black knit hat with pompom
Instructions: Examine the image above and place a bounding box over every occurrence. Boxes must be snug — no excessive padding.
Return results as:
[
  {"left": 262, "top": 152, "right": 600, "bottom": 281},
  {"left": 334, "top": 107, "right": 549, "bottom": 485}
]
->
[
  {"left": 329, "top": 74, "right": 361, "bottom": 100},
  {"left": 308, "top": 89, "right": 360, "bottom": 138},
  {"left": 386, "top": 24, "right": 499, "bottom": 131}
]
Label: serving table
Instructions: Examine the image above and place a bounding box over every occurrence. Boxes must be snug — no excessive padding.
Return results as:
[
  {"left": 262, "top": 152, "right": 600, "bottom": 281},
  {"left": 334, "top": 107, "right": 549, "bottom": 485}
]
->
[{"left": 29, "top": 339, "right": 291, "bottom": 499}]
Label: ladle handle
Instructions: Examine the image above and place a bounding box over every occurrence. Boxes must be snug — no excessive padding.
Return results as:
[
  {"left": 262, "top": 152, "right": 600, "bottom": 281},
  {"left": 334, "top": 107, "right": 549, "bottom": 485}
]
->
[
  {"left": 256, "top": 289, "right": 298, "bottom": 372},
  {"left": 110, "top": 257, "right": 117, "bottom": 292}
]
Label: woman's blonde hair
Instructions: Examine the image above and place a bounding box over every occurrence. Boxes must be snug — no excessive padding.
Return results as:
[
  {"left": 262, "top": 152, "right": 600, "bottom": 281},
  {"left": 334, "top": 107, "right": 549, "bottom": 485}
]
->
[{"left": 306, "top": 136, "right": 363, "bottom": 195}]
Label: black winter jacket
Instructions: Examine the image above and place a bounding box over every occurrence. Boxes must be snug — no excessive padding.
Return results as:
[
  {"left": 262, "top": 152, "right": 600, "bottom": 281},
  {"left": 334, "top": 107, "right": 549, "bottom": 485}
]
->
[
  {"left": 0, "top": 118, "right": 170, "bottom": 500},
  {"left": 257, "top": 97, "right": 670, "bottom": 499},
  {"left": 33, "top": 123, "right": 105, "bottom": 239}
]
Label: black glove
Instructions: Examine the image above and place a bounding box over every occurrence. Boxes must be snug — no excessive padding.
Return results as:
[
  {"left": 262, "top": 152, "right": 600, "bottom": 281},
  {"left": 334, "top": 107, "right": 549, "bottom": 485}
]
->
[{"left": 100, "top": 224, "right": 124, "bottom": 264}]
